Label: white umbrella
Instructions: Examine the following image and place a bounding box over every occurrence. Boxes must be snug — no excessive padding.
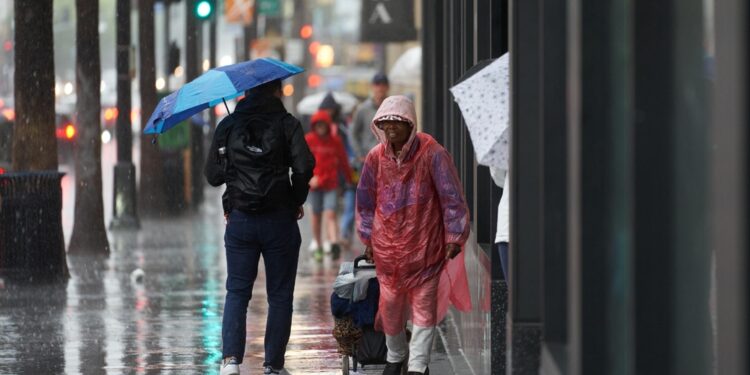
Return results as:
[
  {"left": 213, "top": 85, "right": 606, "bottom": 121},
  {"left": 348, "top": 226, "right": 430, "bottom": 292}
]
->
[
  {"left": 296, "top": 91, "right": 359, "bottom": 115},
  {"left": 389, "top": 46, "right": 421, "bottom": 86},
  {"left": 449, "top": 53, "right": 510, "bottom": 170}
]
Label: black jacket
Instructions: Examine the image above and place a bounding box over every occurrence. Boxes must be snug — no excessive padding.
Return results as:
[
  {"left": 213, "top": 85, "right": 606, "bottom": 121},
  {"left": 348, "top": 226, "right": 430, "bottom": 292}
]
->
[{"left": 204, "top": 94, "right": 314, "bottom": 214}]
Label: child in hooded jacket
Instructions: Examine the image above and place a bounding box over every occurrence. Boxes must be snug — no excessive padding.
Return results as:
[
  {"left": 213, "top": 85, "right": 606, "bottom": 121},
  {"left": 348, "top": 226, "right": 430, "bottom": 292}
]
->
[{"left": 305, "top": 110, "right": 353, "bottom": 260}]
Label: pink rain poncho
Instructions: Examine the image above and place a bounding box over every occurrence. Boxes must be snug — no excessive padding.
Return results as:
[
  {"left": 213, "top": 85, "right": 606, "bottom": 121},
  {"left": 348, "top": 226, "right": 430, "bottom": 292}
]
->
[{"left": 356, "top": 95, "right": 472, "bottom": 335}]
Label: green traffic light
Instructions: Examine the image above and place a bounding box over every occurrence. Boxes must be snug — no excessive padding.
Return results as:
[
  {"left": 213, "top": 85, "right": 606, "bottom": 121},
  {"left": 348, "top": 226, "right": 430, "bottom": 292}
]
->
[{"left": 196, "top": 1, "right": 212, "bottom": 19}]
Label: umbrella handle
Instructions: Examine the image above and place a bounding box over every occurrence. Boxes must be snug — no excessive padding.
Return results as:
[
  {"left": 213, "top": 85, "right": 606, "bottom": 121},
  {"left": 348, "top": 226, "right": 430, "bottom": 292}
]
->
[{"left": 223, "top": 98, "right": 231, "bottom": 115}]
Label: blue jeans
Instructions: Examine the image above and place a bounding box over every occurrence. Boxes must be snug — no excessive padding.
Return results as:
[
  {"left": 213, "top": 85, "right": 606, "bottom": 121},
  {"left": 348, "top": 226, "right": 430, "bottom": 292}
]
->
[
  {"left": 222, "top": 209, "right": 301, "bottom": 368},
  {"left": 340, "top": 187, "right": 356, "bottom": 239}
]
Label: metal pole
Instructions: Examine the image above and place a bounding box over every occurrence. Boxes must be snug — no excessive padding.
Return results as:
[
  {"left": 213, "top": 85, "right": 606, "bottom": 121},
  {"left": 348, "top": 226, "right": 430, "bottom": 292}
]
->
[
  {"left": 209, "top": 15, "right": 217, "bottom": 130},
  {"left": 111, "top": 0, "right": 140, "bottom": 229},
  {"left": 186, "top": 0, "right": 204, "bottom": 207},
  {"left": 163, "top": 0, "right": 171, "bottom": 85},
  {"left": 186, "top": 0, "right": 199, "bottom": 84}
]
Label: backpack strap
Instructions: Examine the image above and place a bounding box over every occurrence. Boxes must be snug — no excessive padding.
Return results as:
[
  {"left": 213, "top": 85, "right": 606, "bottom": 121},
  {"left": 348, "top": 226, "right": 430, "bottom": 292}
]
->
[{"left": 213, "top": 114, "right": 238, "bottom": 175}]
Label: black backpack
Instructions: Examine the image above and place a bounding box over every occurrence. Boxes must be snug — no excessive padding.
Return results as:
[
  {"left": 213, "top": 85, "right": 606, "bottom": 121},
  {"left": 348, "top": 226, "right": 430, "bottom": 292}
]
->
[{"left": 220, "top": 112, "right": 295, "bottom": 213}]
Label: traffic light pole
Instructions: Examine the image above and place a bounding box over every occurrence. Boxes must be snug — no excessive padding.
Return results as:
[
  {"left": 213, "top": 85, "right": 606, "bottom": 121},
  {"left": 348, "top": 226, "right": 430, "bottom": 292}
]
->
[
  {"left": 208, "top": 15, "right": 217, "bottom": 130},
  {"left": 110, "top": 0, "right": 140, "bottom": 229},
  {"left": 186, "top": 0, "right": 204, "bottom": 208}
]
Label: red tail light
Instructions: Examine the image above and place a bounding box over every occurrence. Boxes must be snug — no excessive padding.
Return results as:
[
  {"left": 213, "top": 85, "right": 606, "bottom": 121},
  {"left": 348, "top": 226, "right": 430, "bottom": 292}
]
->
[
  {"left": 65, "top": 124, "right": 76, "bottom": 139},
  {"left": 0, "top": 167, "right": 5, "bottom": 174},
  {"left": 58, "top": 123, "right": 76, "bottom": 139}
]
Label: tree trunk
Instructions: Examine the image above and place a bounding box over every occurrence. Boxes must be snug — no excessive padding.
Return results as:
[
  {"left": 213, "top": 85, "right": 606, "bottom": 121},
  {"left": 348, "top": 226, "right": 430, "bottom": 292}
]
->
[
  {"left": 138, "top": 0, "right": 167, "bottom": 216},
  {"left": 68, "top": 0, "right": 110, "bottom": 254},
  {"left": 12, "top": 0, "right": 57, "bottom": 171},
  {"left": 10, "top": 0, "right": 69, "bottom": 282}
]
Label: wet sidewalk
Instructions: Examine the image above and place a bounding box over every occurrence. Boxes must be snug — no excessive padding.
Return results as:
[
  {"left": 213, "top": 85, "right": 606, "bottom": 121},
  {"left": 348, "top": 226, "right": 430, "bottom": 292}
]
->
[{"left": 0, "top": 188, "right": 456, "bottom": 374}]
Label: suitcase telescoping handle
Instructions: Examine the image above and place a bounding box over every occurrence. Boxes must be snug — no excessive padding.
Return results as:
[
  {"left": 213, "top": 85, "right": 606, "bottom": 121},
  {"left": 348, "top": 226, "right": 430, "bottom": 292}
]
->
[{"left": 354, "top": 255, "right": 375, "bottom": 270}]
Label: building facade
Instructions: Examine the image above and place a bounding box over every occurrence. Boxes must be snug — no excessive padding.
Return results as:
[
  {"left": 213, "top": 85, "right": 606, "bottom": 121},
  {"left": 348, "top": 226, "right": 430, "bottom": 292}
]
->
[
  {"left": 421, "top": 0, "right": 507, "bottom": 373},
  {"left": 424, "top": 0, "right": 749, "bottom": 374}
]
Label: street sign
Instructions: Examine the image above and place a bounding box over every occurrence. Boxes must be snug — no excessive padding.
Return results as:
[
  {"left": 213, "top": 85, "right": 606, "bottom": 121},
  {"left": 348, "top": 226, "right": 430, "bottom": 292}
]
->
[
  {"left": 225, "top": 0, "right": 254, "bottom": 25},
  {"left": 257, "top": 0, "right": 280, "bottom": 17},
  {"left": 360, "top": 0, "right": 417, "bottom": 42}
]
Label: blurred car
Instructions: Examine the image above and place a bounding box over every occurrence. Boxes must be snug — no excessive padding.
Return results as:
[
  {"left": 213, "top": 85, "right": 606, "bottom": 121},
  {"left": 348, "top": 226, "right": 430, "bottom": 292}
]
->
[
  {"left": 55, "top": 112, "right": 77, "bottom": 164},
  {"left": 1, "top": 93, "right": 125, "bottom": 171},
  {"left": 0, "top": 105, "right": 79, "bottom": 170}
]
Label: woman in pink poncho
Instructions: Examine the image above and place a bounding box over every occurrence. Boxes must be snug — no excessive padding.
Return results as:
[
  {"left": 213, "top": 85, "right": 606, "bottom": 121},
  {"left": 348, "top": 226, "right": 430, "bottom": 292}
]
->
[{"left": 356, "top": 95, "right": 471, "bottom": 375}]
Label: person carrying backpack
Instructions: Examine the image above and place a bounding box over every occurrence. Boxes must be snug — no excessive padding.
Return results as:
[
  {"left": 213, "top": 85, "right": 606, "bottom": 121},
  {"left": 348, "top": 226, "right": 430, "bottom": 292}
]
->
[{"left": 204, "top": 79, "right": 315, "bottom": 375}]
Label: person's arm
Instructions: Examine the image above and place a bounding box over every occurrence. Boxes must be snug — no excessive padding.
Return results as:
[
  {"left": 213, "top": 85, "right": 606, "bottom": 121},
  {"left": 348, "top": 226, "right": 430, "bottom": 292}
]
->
[
  {"left": 356, "top": 151, "right": 378, "bottom": 247},
  {"left": 431, "top": 147, "right": 471, "bottom": 248},
  {"left": 286, "top": 117, "right": 315, "bottom": 207},
  {"left": 204, "top": 117, "right": 233, "bottom": 187}
]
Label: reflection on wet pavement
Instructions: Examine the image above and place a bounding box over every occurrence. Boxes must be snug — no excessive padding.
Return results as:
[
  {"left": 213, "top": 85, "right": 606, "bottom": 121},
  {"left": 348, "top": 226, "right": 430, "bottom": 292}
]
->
[{"left": 0, "top": 185, "right": 455, "bottom": 374}]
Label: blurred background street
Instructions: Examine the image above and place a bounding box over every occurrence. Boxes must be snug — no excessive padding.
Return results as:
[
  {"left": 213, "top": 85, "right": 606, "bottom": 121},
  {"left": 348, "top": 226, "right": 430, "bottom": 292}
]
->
[
  {"left": 4, "top": 0, "right": 747, "bottom": 374},
  {"left": 0, "top": 1, "right": 489, "bottom": 373},
  {"left": 2, "top": 179, "right": 459, "bottom": 374}
]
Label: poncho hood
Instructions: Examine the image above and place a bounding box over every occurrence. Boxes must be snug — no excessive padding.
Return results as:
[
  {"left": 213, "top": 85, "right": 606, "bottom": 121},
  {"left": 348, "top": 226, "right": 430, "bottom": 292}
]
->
[{"left": 371, "top": 95, "right": 419, "bottom": 163}]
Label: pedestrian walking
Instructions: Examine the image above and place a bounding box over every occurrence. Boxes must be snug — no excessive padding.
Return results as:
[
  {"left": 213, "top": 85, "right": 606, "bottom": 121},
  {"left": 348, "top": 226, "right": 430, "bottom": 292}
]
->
[
  {"left": 350, "top": 73, "right": 390, "bottom": 164},
  {"left": 305, "top": 109, "right": 354, "bottom": 261},
  {"left": 449, "top": 53, "right": 511, "bottom": 279},
  {"left": 356, "top": 95, "right": 471, "bottom": 375},
  {"left": 490, "top": 168, "right": 510, "bottom": 278},
  {"left": 318, "top": 92, "right": 358, "bottom": 248},
  {"left": 204, "top": 79, "right": 315, "bottom": 375}
]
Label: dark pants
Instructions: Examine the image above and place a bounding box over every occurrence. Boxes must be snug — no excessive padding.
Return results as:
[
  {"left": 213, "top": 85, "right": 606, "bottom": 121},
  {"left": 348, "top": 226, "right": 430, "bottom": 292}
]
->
[
  {"left": 222, "top": 209, "right": 301, "bottom": 369},
  {"left": 340, "top": 187, "right": 356, "bottom": 239},
  {"left": 496, "top": 242, "right": 509, "bottom": 280}
]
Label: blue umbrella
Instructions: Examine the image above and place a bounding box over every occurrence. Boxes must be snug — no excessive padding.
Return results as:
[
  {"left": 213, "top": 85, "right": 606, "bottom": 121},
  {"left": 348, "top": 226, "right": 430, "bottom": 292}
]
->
[{"left": 143, "top": 58, "right": 304, "bottom": 134}]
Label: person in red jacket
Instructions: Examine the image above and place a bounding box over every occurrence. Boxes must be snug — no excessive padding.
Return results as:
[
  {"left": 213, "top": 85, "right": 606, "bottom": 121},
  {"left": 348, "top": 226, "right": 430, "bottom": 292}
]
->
[{"left": 305, "top": 110, "right": 353, "bottom": 260}]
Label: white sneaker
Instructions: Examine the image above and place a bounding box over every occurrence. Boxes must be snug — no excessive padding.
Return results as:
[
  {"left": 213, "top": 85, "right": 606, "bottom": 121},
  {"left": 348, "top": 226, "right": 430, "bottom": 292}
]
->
[
  {"left": 263, "top": 366, "right": 291, "bottom": 375},
  {"left": 308, "top": 239, "right": 319, "bottom": 252},
  {"left": 220, "top": 357, "right": 240, "bottom": 375},
  {"left": 323, "top": 241, "right": 332, "bottom": 254}
]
